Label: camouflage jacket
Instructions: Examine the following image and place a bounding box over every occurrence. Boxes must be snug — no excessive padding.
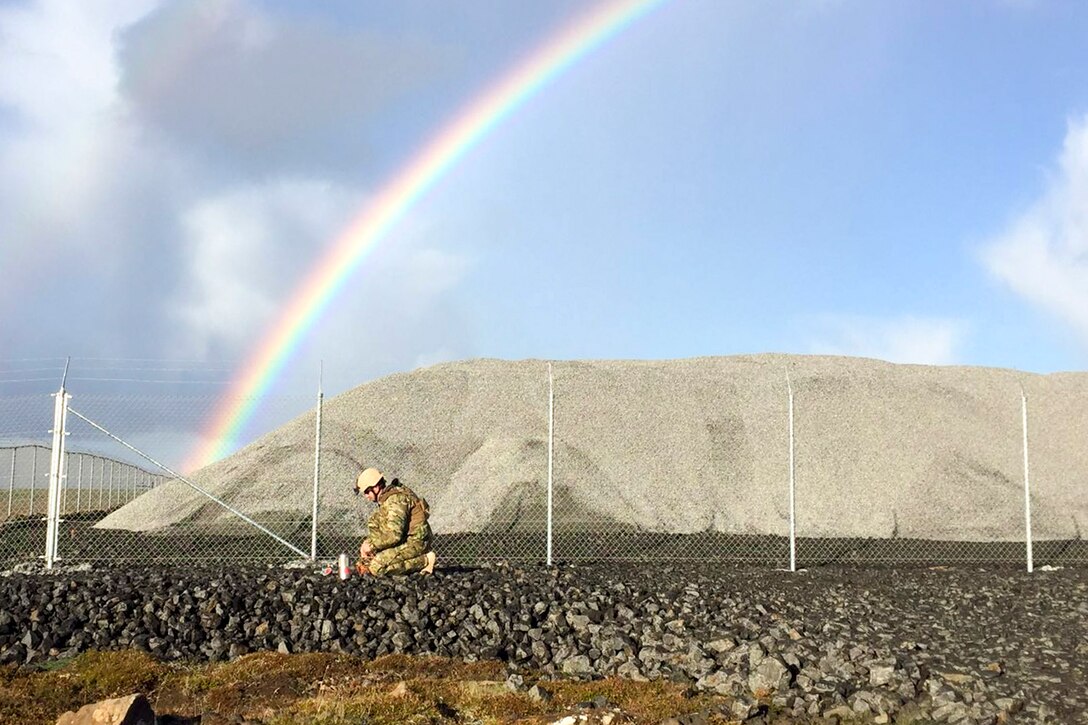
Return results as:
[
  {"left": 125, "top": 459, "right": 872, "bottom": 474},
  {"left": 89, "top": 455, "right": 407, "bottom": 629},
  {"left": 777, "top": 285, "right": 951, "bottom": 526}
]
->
[{"left": 366, "top": 482, "right": 432, "bottom": 552}]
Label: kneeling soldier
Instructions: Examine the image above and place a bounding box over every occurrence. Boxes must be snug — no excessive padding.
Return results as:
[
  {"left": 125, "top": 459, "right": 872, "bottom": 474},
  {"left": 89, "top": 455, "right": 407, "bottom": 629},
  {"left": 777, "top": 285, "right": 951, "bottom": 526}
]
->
[{"left": 354, "top": 467, "right": 436, "bottom": 576}]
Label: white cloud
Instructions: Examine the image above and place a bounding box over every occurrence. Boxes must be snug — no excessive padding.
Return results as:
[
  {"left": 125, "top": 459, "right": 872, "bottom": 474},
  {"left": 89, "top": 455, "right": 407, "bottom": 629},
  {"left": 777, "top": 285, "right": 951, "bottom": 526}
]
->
[
  {"left": 0, "top": 0, "right": 472, "bottom": 378},
  {"left": 116, "top": 0, "right": 451, "bottom": 176},
  {"left": 808, "top": 315, "right": 967, "bottom": 365},
  {"left": 982, "top": 115, "right": 1088, "bottom": 350},
  {"left": 169, "top": 178, "right": 473, "bottom": 371},
  {"left": 0, "top": 1, "right": 150, "bottom": 126},
  {"left": 0, "top": 0, "right": 158, "bottom": 249},
  {"left": 171, "top": 181, "right": 327, "bottom": 357}
]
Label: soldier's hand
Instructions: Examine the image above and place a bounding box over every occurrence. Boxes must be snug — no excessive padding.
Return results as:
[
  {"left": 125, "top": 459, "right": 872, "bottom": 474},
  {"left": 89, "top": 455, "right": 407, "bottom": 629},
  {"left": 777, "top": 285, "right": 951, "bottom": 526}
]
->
[
  {"left": 360, "top": 540, "right": 373, "bottom": 557},
  {"left": 355, "top": 561, "right": 370, "bottom": 576}
]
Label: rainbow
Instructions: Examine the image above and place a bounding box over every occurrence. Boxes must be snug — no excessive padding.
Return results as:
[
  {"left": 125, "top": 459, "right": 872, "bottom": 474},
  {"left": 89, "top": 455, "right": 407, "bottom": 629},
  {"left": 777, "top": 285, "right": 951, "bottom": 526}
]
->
[{"left": 184, "top": 0, "right": 667, "bottom": 471}]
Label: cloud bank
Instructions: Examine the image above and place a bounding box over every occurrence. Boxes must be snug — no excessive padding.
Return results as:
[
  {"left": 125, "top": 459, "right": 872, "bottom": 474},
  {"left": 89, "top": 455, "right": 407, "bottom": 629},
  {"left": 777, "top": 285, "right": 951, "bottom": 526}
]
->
[
  {"left": 0, "top": 0, "right": 471, "bottom": 387},
  {"left": 982, "top": 115, "right": 1088, "bottom": 352}
]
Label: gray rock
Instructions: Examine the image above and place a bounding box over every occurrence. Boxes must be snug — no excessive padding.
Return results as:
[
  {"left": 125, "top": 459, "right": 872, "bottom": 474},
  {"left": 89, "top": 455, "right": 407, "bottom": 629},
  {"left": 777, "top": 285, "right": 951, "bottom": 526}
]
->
[
  {"left": 528, "top": 684, "right": 553, "bottom": 703},
  {"left": 705, "top": 638, "right": 736, "bottom": 654},
  {"left": 560, "top": 654, "right": 594, "bottom": 676},
  {"left": 56, "top": 694, "right": 154, "bottom": 725},
  {"left": 695, "top": 670, "right": 734, "bottom": 695},
  {"left": 730, "top": 697, "right": 758, "bottom": 720},
  {"left": 616, "top": 660, "right": 648, "bottom": 681},
  {"left": 868, "top": 661, "right": 896, "bottom": 687},
  {"left": 748, "top": 656, "right": 791, "bottom": 695}
]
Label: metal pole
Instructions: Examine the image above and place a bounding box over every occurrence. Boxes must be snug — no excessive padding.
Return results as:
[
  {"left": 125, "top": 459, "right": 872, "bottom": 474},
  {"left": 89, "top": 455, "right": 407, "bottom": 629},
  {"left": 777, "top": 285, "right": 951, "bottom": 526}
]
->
[
  {"left": 130, "top": 465, "right": 135, "bottom": 502},
  {"left": 1021, "top": 386, "right": 1033, "bottom": 573},
  {"left": 68, "top": 408, "right": 309, "bottom": 558},
  {"left": 311, "top": 362, "right": 324, "bottom": 561},
  {"left": 59, "top": 441, "right": 69, "bottom": 520},
  {"left": 45, "top": 388, "right": 69, "bottom": 569},
  {"left": 29, "top": 448, "right": 37, "bottom": 515},
  {"left": 61, "top": 453, "right": 68, "bottom": 515},
  {"left": 76, "top": 454, "right": 83, "bottom": 513},
  {"left": 96, "top": 457, "right": 103, "bottom": 509},
  {"left": 108, "top": 460, "right": 114, "bottom": 509},
  {"left": 6, "top": 447, "right": 15, "bottom": 517},
  {"left": 787, "top": 369, "right": 796, "bottom": 572},
  {"left": 547, "top": 362, "right": 554, "bottom": 567}
]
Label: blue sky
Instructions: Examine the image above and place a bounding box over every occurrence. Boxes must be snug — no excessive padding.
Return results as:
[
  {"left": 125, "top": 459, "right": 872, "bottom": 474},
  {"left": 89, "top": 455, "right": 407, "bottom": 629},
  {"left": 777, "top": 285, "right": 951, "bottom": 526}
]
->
[{"left": 2, "top": 0, "right": 1087, "bottom": 406}]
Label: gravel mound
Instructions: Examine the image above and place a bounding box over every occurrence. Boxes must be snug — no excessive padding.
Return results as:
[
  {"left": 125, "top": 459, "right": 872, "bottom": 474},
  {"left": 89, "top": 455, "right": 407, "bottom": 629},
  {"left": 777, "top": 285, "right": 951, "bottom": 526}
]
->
[
  {"left": 98, "top": 355, "right": 1088, "bottom": 543},
  {"left": 0, "top": 564, "right": 1084, "bottom": 723}
]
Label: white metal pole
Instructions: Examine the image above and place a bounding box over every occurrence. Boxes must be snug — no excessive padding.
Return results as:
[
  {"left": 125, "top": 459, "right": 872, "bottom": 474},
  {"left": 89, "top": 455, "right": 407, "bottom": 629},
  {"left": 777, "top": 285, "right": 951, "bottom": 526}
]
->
[
  {"left": 311, "top": 362, "right": 324, "bottom": 561},
  {"left": 1021, "top": 387, "right": 1033, "bottom": 573},
  {"left": 108, "top": 460, "right": 114, "bottom": 509},
  {"left": 61, "top": 453, "right": 68, "bottom": 515},
  {"left": 59, "top": 439, "right": 69, "bottom": 521},
  {"left": 56, "top": 411, "right": 70, "bottom": 563},
  {"left": 6, "top": 447, "right": 14, "bottom": 517},
  {"left": 96, "top": 457, "right": 103, "bottom": 509},
  {"left": 29, "top": 448, "right": 37, "bottom": 515},
  {"left": 45, "top": 388, "right": 69, "bottom": 569},
  {"left": 547, "top": 362, "right": 554, "bottom": 567},
  {"left": 76, "top": 454, "right": 83, "bottom": 513},
  {"left": 787, "top": 369, "right": 796, "bottom": 572}
]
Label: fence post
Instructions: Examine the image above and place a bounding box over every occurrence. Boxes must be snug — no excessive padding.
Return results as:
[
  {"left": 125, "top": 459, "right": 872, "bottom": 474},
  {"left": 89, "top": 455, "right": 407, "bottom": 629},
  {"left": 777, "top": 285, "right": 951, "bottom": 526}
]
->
[
  {"left": 1021, "top": 386, "right": 1033, "bottom": 573},
  {"left": 311, "top": 363, "right": 324, "bottom": 561},
  {"left": 546, "top": 362, "right": 554, "bottom": 567},
  {"left": 60, "top": 443, "right": 69, "bottom": 520},
  {"left": 6, "top": 447, "right": 14, "bottom": 517},
  {"left": 44, "top": 387, "right": 70, "bottom": 569},
  {"left": 76, "top": 454, "right": 83, "bottom": 513},
  {"left": 61, "top": 452, "right": 68, "bottom": 515},
  {"left": 29, "top": 448, "right": 38, "bottom": 515},
  {"left": 108, "top": 460, "right": 114, "bottom": 509},
  {"left": 786, "top": 369, "right": 796, "bottom": 572}
]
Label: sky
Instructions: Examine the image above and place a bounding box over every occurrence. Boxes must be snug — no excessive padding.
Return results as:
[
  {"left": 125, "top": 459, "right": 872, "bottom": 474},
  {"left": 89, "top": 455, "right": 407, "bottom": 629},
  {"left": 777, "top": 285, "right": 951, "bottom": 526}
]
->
[{"left": 2, "top": 0, "right": 1088, "bottom": 427}]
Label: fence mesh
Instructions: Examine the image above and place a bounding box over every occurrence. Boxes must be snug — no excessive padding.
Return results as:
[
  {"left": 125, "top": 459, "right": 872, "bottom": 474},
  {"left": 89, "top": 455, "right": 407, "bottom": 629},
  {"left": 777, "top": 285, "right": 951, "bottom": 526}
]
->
[
  {"left": 0, "top": 394, "right": 55, "bottom": 564},
  {"left": 550, "top": 361, "right": 790, "bottom": 564},
  {"left": 57, "top": 394, "right": 316, "bottom": 564},
  {"left": 0, "top": 359, "right": 1084, "bottom": 569}
]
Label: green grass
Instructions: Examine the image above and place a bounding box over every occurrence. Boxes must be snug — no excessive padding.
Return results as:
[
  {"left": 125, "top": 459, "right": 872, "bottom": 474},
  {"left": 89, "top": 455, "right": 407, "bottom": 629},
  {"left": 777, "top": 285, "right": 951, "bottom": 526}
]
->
[{"left": 0, "top": 650, "right": 754, "bottom": 725}]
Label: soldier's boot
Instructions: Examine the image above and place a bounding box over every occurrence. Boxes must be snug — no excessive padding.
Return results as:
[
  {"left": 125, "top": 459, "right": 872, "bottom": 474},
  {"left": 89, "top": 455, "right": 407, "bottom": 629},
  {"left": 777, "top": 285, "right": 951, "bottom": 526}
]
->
[{"left": 422, "top": 551, "right": 437, "bottom": 575}]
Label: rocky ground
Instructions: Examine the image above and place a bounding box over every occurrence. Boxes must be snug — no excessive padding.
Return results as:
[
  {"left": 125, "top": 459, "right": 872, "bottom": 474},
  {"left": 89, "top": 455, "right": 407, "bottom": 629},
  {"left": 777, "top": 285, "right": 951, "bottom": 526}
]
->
[{"left": 0, "top": 562, "right": 1085, "bottom": 724}]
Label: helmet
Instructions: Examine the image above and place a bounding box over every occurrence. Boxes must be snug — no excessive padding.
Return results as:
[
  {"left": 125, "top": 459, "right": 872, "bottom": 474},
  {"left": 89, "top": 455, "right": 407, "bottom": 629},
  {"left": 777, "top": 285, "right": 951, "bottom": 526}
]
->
[{"left": 356, "top": 467, "right": 385, "bottom": 494}]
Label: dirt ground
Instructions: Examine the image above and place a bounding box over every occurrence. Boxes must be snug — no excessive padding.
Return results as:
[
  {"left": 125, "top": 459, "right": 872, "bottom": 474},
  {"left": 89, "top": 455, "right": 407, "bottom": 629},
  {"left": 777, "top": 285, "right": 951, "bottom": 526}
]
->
[{"left": 0, "top": 650, "right": 741, "bottom": 725}]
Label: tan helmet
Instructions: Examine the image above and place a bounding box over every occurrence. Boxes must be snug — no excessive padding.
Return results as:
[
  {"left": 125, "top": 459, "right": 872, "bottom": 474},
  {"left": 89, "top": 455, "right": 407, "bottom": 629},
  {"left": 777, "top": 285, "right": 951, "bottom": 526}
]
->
[{"left": 356, "top": 467, "right": 385, "bottom": 494}]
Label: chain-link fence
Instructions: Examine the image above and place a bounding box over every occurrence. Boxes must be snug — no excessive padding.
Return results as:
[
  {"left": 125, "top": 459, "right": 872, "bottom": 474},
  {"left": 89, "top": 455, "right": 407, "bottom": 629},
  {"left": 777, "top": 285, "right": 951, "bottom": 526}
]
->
[
  {"left": 1, "top": 359, "right": 1084, "bottom": 569},
  {"left": 2, "top": 446, "right": 164, "bottom": 517},
  {"left": 0, "top": 394, "right": 55, "bottom": 565}
]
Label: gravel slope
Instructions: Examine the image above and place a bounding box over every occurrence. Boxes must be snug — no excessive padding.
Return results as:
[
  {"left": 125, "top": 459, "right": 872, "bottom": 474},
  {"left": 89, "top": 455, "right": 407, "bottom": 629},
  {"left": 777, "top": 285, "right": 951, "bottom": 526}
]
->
[
  {"left": 99, "top": 355, "right": 1088, "bottom": 543},
  {"left": 0, "top": 564, "right": 1084, "bottom": 723}
]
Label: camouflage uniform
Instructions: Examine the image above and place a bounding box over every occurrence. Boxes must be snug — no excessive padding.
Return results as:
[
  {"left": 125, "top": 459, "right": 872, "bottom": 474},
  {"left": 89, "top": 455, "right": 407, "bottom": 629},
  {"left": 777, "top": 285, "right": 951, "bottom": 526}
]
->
[{"left": 362, "top": 482, "right": 434, "bottom": 576}]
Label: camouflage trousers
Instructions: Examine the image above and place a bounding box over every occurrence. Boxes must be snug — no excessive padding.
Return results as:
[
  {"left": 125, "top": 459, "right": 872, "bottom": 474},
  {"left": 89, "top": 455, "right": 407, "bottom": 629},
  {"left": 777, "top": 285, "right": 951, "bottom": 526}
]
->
[{"left": 368, "top": 537, "right": 433, "bottom": 576}]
